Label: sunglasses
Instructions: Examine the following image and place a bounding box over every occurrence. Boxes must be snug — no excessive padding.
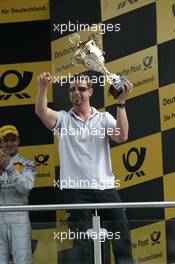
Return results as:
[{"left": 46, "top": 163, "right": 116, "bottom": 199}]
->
[{"left": 69, "top": 86, "right": 89, "bottom": 92}]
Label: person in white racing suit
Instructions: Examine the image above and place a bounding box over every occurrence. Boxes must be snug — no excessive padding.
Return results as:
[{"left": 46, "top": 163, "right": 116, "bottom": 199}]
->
[{"left": 0, "top": 125, "right": 36, "bottom": 264}]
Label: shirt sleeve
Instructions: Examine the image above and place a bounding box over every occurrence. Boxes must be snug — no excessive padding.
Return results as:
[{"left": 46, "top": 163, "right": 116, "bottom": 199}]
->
[
  {"left": 5, "top": 160, "right": 36, "bottom": 194},
  {"left": 50, "top": 110, "right": 66, "bottom": 136}
]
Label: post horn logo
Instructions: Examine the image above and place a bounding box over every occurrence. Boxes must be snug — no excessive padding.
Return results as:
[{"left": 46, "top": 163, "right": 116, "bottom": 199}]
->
[
  {"left": 150, "top": 231, "right": 161, "bottom": 245},
  {"left": 143, "top": 56, "right": 153, "bottom": 70},
  {"left": 0, "top": 70, "right": 32, "bottom": 100},
  {"left": 35, "top": 154, "right": 49, "bottom": 166},
  {"left": 117, "top": 0, "right": 138, "bottom": 10},
  {"left": 123, "top": 147, "right": 146, "bottom": 181}
]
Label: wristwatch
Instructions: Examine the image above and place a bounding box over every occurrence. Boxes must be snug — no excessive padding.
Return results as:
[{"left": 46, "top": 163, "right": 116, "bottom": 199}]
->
[{"left": 116, "top": 103, "right": 126, "bottom": 108}]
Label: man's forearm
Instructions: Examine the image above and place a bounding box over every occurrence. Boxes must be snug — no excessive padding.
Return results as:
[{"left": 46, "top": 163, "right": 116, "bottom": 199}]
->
[
  {"left": 35, "top": 73, "right": 57, "bottom": 129},
  {"left": 110, "top": 106, "right": 128, "bottom": 143},
  {"left": 35, "top": 86, "right": 48, "bottom": 117},
  {"left": 35, "top": 86, "right": 54, "bottom": 128},
  {"left": 116, "top": 107, "right": 128, "bottom": 142},
  {"left": 112, "top": 80, "right": 132, "bottom": 142}
]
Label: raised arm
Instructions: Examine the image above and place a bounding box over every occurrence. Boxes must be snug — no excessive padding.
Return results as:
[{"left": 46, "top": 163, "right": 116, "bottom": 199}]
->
[
  {"left": 35, "top": 72, "right": 57, "bottom": 129},
  {"left": 111, "top": 81, "right": 133, "bottom": 143}
]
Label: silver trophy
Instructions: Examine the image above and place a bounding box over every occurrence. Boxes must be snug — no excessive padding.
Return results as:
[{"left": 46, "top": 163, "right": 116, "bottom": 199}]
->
[{"left": 69, "top": 33, "right": 127, "bottom": 99}]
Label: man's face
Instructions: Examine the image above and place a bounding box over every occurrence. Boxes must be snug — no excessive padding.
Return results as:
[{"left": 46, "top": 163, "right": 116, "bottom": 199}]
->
[
  {"left": 0, "top": 134, "right": 19, "bottom": 157},
  {"left": 69, "top": 80, "right": 93, "bottom": 106}
]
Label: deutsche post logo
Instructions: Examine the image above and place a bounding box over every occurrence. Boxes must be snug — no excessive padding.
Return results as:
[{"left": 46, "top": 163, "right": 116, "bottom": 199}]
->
[
  {"left": 123, "top": 147, "right": 146, "bottom": 181},
  {"left": 0, "top": 70, "right": 32, "bottom": 100},
  {"left": 143, "top": 56, "right": 153, "bottom": 70},
  {"left": 150, "top": 231, "right": 161, "bottom": 245},
  {"left": 34, "top": 154, "right": 49, "bottom": 166}
]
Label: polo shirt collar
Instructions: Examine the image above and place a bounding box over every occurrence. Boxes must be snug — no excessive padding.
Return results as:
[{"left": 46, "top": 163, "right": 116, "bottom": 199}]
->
[{"left": 68, "top": 107, "right": 98, "bottom": 117}]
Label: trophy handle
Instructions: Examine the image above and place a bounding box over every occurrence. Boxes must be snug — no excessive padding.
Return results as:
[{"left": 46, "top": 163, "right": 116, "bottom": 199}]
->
[
  {"left": 69, "top": 33, "right": 81, "bottom": 44},
  {"left": 89, "top": 33, "right": 102, "bottom": 45},
  {"left": 70, "top": 55, "right": 82, "bottom": 65}
]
